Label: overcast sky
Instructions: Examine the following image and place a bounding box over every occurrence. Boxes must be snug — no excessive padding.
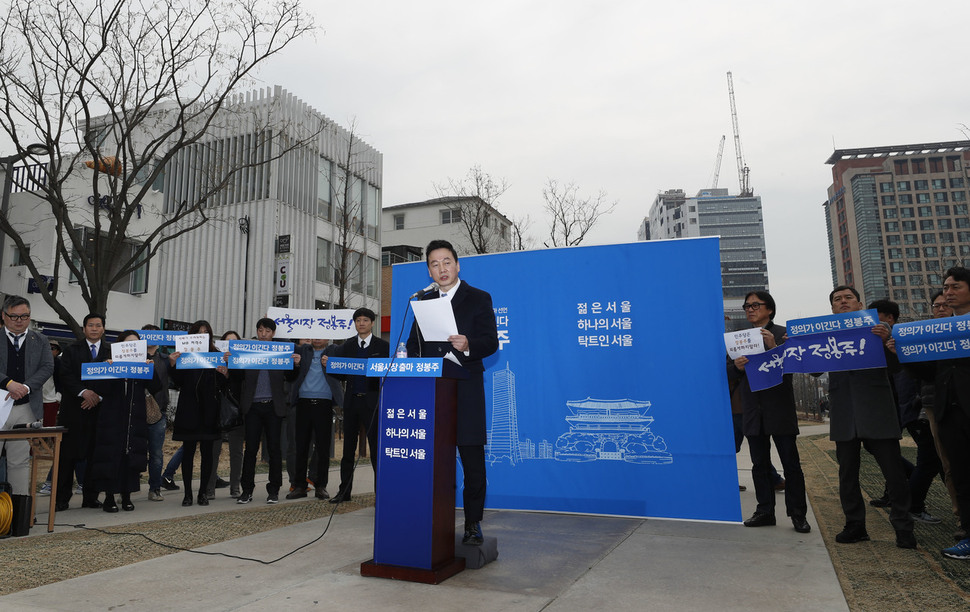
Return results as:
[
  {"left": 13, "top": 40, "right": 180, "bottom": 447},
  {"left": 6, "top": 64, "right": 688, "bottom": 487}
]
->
[{"left": 253, "top": 0, "right": 970, "bottom": 323}]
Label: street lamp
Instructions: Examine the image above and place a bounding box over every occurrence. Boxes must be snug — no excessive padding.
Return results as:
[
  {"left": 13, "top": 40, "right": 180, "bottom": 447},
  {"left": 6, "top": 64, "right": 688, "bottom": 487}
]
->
[
  {"left": 0, "top": 143, "right": 51, "bottom": 275},
  {"left": 239, "top": 214, "right": 251, "bottom": 333}
]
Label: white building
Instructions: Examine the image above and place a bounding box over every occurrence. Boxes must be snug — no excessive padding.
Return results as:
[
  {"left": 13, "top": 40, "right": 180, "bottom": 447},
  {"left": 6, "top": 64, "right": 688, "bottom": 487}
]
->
[
  {"left": 382, "top": 196, "right": 512, "bottom": 260},
  {"left": 641, "top": 187, "right": 769, "bottom": 330}
]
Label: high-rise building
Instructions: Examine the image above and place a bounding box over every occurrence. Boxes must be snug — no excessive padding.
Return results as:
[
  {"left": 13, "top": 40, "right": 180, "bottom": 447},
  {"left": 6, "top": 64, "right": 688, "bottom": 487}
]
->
[
  {"left": 486, "top": 363, "right": 521, "bottom": 466},
  {"left": 823, "top": 141, "right": 970, "bottom": 319},
  {"left": 640, "top": 188, "right": 769, "bottom": 329}
]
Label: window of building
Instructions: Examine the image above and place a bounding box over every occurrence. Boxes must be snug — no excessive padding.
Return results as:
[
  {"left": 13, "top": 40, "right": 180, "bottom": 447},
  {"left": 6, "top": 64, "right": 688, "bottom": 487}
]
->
[
  {"left": 912, "top": 158, "right": 926, "bottom": 174},
  {"left": 900, "top": 207, "right": 914, "bottom": 218},
  {"left": 500, "top": 224, "right": 508, "bottom": 238},
  {"left": 918, "top": 206, "right": 933, "bottom": 217},
  {"left": 365, "top": 183, "right": 380, "bottom": 241},
  {"left": 886, "top": 235, "right": 901, "bottom": 245},
  {"left": 907, "top": 261, "right": 922, "bottom": 272},
  {"left": 940, "top": 231, "right": 954, "bottom": 242},
  {"left": 888, "top": 248, "right": 903, "bottom": 259},
  {"left": 953, "top": 191, "right": 967, "bottom": 202},
  {"left": 317, "top": 158, "right": 333, "bottom": 220},
  {"left": 11, "top": 244, "right": 29, "bottom": 266},
  {"left": 894, "top": 161, "right": 909, "bottom": 175},
  {"left": 393, "top": 213, "right": 404, "bottom": 230},
  {"left": 911, "top": 288, "right": 927, "bottom": 301},
  {"left": 922, "top": 232, "right": 936, "bottom": 242},
  {"left": 955, "top": 204, "right": 969, "bottom": 215},
  {"left": 350, "top": 251, "right": 363, "bottom": 293},
  {"left": 881, "top": 195, "right": 896, "bottom": 206},
  {"left": 891, "top": 275, "right": 906, "bottom": 286},
  {"left": 939, "top": 218, "right": 953, "bottom": 229},
  {"left": 440, "top": 208, "right": 462, "bottom": 224},
  {"left": 929, "top": 157, "right": 945, "bottom": 173},
  {"left": 914, "top": 180, "right": 929, "bottom": 191},
  {"left": 917, "top": 193, "right": 931, "bottom": 204},
  {"left": 366, "top": 256, "right": 379, "bottom": 297},
  {"left": 890, "top": 262, "right": 904, "bottom": 273},
  {"left": 884, "top": 222, "right": 899, "bottom": 232},
  {"left": 926, "top": 260, "right": 940, "bottom": 271},
  {"left": 880, "top": 182, "right": 894, "bottom": 193},
  {"left": 70, "top": 227, "right": 148, "bottom": 294},
  {"left": 959, "top": 231, "right": 970, "bottom": 242},
  {"left": 928, "top": 273, "right": 942, "bottom": 285},
  {"left": 898, "top": 194, "right": 913, "bottom": 205},
  {"left": 936, "top": 205, "right": 951, "bottom": 215},
  {"left": 883, "top": 208, "right": 897, "bottom": 219},
  {"left": 893, "top": 289, "right": 908, "bottom": 300},
  {"left": 961, "top": 245, "right": 970, "bottom": 256},
  {"left": 932, "top": 179, "right": 947, "bottom": 190},
  {"left": 951, "top": 177, "right": 966, "bottom": 188},
  {"left": 934, "top": 192, "right": 948, "bottom": 203},
  {"left": 906, "top": 247, "right": 921, "bottom": 258},
  {"left": 920, "top": 220, "right": 935, "bottom": 230},
  {"left": 947, "top": 156, "right": 962, "bottom": 172},
  {"left": 903, "top": 228, "right": 917, "bottom": 239},
  {"left": 923, "top": 246, "right": 938, "bottom": 257},
  {"left": 910, "top": 274, "right": 924, "bottom": 285},
  {"left": 942, "top": 245, "right": 957, "bottom": 257},
  {"left": 315, "top": 237, "right": 332, "bottom": 283},
  {"left": 957, "top": 218, "right": 970, "bottom": 228}
]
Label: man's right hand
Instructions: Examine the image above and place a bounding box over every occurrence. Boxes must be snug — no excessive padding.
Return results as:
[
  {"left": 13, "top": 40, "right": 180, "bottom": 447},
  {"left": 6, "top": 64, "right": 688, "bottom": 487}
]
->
[
  {"left": 80, "top": 389, "right": 101, "bottom": 410},
  {"left": 734, "top": 356, "right": 749, "bottom": 371}
]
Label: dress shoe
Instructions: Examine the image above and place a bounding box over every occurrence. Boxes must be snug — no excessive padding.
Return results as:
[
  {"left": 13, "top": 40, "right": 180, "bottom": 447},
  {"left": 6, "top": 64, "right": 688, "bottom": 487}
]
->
[
  {"left": 869, "top": 494, "right": 890, "bottom": 508},
  {"left": 197, "top": 493, "right": 209, "bottom": 506},
  {"left": 462, "top": 521, "right": 484, "bottom": 546},
  {"left": 81, "top": 499, "right": 103, "bottom": 509},
  {"left": 286, "top": 487, "right": 308, "bottom": 500},
  {"left": 55, "top": 501, "right": 69, "bottom": 512},
  {"left": 161, "top": 477, "right": 180, "bottom": 491},
  {"left": 835, "top": 525, "right": 870, "bottom": 543},
  {"left": 743, "top": 512, "right": 776, "bottom": 527},
  {"left": 792, "top": 516, "right": 811, "bottom": 533},
  {"left": 215, "top": 477, "right": 230, "bottom": 489},
  {"left": 182, "top": 495, "right": 193, "bottom": 507},
  {"left": 315, "top": 488, "right": 330, "bottom": 501},
  {"left": 773, "top": 479, "right": 786, "bottom": 492},
  {"left": 121, "top": 500, "right": 135, "bottom": 512},
  {"left": 102, "top": 498, "right": 119, "bottom": 513},
  {"left": 329, "top": 491, "right": 349, "bottom": 504},
  {"left": 896, "top": 530, "right": 917, "bottom": 549}
]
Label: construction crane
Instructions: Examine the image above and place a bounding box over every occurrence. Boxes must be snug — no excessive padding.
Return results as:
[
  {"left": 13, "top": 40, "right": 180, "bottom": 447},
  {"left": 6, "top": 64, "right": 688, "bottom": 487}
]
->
[
  {"left": 709, "top": 135, "right": 726, "bottom": 189},
  {"left": 726, "top": 71, "right": 752, "bottom": 196}
]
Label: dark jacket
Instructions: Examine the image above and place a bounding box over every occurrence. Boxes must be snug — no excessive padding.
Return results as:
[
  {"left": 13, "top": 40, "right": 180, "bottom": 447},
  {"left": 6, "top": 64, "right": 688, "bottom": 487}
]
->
[
  {"left": 336, "top": 334, "right": 390, "bottom": 412},
  {"left": 170, "top": 365, "right": 226, "bottom": 441},
  {"left": 237, "top": 359, "right": 299, "bottom": 418},
  {"left": 727, "top": 322, "right": 799, "bottom": 437},
  {"left": 290, "top": 342, "right": 344, "bottom": 407}
]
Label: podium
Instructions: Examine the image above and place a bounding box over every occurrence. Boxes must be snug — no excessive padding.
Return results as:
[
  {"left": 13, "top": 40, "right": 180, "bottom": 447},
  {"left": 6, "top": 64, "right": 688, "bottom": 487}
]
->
[{"left": 353, "top": 357, "right": 468, "bottom": 584}]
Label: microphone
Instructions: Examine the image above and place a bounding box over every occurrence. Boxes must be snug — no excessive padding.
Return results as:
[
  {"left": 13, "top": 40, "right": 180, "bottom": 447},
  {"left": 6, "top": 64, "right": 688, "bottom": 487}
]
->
[
  {"left": 12, "top": 420, "right": 43, "bottom": 430},
  {"left": 409, "top": 282, "right": 439, "bottom": 300}
]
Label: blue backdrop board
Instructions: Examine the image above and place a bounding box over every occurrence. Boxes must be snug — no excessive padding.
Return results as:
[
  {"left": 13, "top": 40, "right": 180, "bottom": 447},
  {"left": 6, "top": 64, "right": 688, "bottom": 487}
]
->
[{"left": 390, "top": 238, "right": 742, "bottom": 522}]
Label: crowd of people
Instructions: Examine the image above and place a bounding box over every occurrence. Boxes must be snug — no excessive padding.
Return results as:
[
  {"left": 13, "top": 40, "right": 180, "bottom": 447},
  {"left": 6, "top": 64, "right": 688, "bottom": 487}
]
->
[{"left": 730, "top": 265, "right": 970, "bottom": 561}]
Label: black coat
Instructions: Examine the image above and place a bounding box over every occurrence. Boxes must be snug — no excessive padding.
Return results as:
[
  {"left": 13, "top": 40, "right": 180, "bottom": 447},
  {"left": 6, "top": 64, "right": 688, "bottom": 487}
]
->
[
  {"left": 57, "top": 339, "right": 111, "bottom": 459},
  {"left": 406, "top": 280, "right": 499, "bottom": 445},
  {"left": 170, "top": 365, "right": 226, "bottom": 441},
  {"left": 727, "top": 322, "right": 799, "bottom": 437},
  {"left": 89, "top": 372, "right": 160, "bottom": 494}
]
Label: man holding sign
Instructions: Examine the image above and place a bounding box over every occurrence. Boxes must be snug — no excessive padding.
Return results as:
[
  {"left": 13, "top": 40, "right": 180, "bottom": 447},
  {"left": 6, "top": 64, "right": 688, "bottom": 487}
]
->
[
  {"left": 825, "top": 286, "right": 915, "bottom": 549},
  {"left": 728, "top": 291, "right": 809, "bottom": 533}
]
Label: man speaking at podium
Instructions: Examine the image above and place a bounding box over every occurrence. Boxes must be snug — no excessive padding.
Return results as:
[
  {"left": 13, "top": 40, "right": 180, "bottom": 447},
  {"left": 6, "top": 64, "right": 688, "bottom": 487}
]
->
[{"left": 407, "top": 239, "right": 498, "bottom": 546}]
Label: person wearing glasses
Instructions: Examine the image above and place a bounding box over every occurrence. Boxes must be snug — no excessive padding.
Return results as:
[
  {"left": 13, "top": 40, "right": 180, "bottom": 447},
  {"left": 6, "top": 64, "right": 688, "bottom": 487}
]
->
[
  {"left": 0, "top": 295, "right": 54, "bottom": 496},
  {"left": 728, "top": 291, "right": 810, "bottom": 534}
]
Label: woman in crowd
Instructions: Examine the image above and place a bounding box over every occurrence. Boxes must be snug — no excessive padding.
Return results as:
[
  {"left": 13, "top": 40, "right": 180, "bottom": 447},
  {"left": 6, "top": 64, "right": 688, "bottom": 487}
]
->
[
  {"left": 168, "top": 320, "right": 227, "bottom": 506},
  {"left": 90, "top": 330, "right": 160, "bottom": 512},
  {"left": 207, "top": 330, "right": 245, "bottom": 499}
]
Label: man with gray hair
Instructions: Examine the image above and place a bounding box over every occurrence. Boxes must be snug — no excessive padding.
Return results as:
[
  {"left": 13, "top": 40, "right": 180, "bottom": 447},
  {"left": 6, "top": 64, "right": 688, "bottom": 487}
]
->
[{"left": 0, "top": 295, "right": 55, "bottom": 494}]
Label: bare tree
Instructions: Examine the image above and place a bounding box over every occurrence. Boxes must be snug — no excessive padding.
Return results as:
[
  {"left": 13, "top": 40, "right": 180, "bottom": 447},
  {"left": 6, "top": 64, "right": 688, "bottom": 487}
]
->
[
  {"left": 433, "top": 165, "right": 511, "bottom": 254},
  {"left": 0, "top": 0, "right": 315, "bottom": 337},
  {"left": 541, "top": 179, "right": 617, "bottom": 248},
  {"left": 509, "top": 213, "right": 535, "bottom": 251},
  {"left": 330, "top": 120, "right": 373, "bottom": 308}
]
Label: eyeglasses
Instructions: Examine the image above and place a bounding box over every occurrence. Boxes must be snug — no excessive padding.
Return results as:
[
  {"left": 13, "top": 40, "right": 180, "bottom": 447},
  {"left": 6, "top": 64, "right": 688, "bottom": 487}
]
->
[
  {"left": 742, "top": 302, "right": 766, "bottom": 311},
  {"left": 932, "top": 303, "right": 949, "bottom": 310},
  {"left": 3, "top": 311, "right": 30, "bottom": 321}
]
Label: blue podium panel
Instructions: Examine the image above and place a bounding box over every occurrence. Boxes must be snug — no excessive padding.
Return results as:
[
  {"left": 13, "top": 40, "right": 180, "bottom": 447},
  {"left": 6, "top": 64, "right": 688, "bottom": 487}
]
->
[{"left": 374, "top": 376, "right": 455, "bottom": 569}]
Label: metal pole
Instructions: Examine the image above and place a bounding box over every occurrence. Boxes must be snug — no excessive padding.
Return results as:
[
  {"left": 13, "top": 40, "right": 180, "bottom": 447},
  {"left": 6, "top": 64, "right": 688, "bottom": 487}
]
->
[{"left": 239, "top": 215, "right": 251, "bottom": 333}]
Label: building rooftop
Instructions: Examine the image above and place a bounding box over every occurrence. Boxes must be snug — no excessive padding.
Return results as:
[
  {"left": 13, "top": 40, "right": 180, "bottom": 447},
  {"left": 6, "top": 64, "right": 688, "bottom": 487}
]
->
[{"left": 825, "top": 140, "right": 970, "bottom": 164}]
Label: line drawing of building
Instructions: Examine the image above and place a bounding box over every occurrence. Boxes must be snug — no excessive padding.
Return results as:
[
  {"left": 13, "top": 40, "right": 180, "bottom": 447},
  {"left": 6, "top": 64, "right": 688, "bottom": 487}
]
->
[
  {"left": 486, "top": 363, "right": 521, "bottom": 466},
  {"left": 554, "top": 398, "right": 672, "bottom": 464}
]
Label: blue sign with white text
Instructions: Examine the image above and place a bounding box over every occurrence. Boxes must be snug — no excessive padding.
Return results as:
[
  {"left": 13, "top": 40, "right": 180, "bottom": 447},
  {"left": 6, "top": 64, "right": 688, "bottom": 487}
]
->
[
  {"left": 390, "top": 238, "right": 741, "bottom": 522},
  {"left": 177, "top": 352, "right": 224, "bottom": 369},
  {"left": 82, "top": 362, "right": 154, "bottom": 380},
  {"left": 892, "top": 313, "right": 970, "bottom": 362},
  {"left": 786, "top": 309, "right": 879, "bottom": 337},
  {"left": 139, "top": 330, "right": 187, "bottom": 346},
  {"left": 228, "top": 352, "right": 294, "bottom": 370}
]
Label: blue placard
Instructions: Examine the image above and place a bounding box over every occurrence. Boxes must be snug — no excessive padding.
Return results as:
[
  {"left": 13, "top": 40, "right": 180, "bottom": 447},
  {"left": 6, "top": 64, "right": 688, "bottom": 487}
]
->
[
  {"left": 326, "top": 357, "right": 367, "bottom": 376},
  {"left": 228, "top": 340, "right": 294, "bottom": 354},
  {"left": 779, "top": 326, "right": 886, "bottom": 373},
  {"left": 786, "top": 309, "right": 879, "bottom": 337},
  {"left": 892, "top": 313, "right": 970, "bottom": 362},
  {"left": 391, "top": 238, "right": 741, "bottom": 522},
  {"left": 82, "top": 362, "right": 154, "bottom": 380},
  {"left": 176, "top": 352, "right": 224, "bottom": 369},
  {"left": 228, "top": 352, "right": 294, "bottom": 370},
  {"left": 366, "top": 358, "right": 443, "bottom": 377},
  {"left": 139, "top": 329, "right": 187, "bottom": 346},
  {"left": 745, "top": 345, "right": 786, "bottom": 391}
]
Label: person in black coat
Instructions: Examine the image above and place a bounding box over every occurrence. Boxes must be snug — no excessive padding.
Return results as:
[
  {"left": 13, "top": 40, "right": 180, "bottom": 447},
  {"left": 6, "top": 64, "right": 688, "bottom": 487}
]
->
[
  {"left": 89, "top": 330, "right": 161, "bottom": 512},
  {"left": 406, "top": 240, "right": 498, "bottom": 546},
  {"left": 728, "top": 291, "right": 809, "bottom": 533},
  {"left": 330, "top": 308, "right": 389, "bottom": 503},
  {"left": 168, "top": 320, "right": 228, "bottom": 507}
]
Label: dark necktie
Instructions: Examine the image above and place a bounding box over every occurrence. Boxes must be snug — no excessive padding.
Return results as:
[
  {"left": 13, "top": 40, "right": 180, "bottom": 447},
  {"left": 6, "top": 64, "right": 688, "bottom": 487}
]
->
[
  {"left": 360, "top": 340, "right": 366, "bottom": 350},
  {"left": 12, "top": 334, "right": 23, "bottom": 351},
  {"left": 90, "top": 343, "right": 98, "bottom": 360}
]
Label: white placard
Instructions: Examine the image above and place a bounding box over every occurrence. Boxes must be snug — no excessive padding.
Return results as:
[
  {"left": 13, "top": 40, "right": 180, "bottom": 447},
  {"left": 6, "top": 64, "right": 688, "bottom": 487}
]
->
[
  {"left": 0, "top": 394, "right": 13, "bottom": 429},
  {"left": 111, "top": 339, "right": 147, "bottom": 362},
  {"left": 266, "top": 307, "right": 357, "bottom": 340},
  {"left": 213, "top": 340, "right": 230, "bottom": 352},
  {"left": 724, "top": 328, "right": 765, "bottom": 360},
  {"left": 175, "top": 333, "right": 210, "bottom": 353}
]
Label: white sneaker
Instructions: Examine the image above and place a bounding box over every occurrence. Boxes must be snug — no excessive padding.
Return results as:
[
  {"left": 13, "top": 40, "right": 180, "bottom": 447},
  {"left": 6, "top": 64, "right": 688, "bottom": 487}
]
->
[
  {"left": 74, "top": 484, "right": 84, "bottom": 496},
  {"left": 38, "top": 482, "right": 52, "bottom": 496}
]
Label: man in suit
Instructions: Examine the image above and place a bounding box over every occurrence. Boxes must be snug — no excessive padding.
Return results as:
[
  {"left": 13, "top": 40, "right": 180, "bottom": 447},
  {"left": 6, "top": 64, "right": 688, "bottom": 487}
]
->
[
  {"left": 406, "top": 239, "right": 499, "bottom": 546},
  {"left": 901, "top": 267, "right": 970, "bottom": 559},
  {"left": 330, "top": 308, "right": 389, "bottom": 503},
  {"left": 0, "top": 295, "right": 54, "bottom": 495},
  {"left": 56, "top": 313, "right": 110, "bottom": 510},
  {"left": 825, "top": 286, "right": 915, "bottom": 549},
  {"left": 236, "top": 317, "right": 299, "bottom": 505},
  {"left": 287, "top": 337, "right": 344, "bottom": 500},
  {"left": 728, "top": 290, "right": 809, "bottom": 533}
]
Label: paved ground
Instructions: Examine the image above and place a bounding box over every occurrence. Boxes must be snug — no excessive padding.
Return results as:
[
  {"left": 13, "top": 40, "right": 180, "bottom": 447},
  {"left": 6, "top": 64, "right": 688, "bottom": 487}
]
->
[{"left": 0, "top": 424, "right": 853, "bottom": 611}]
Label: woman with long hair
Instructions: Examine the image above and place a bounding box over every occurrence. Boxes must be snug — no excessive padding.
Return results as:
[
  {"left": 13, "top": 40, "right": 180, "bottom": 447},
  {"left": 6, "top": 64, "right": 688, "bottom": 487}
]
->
[{"left": 168, "top": 320, "right": 227, "bottom": 506}]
